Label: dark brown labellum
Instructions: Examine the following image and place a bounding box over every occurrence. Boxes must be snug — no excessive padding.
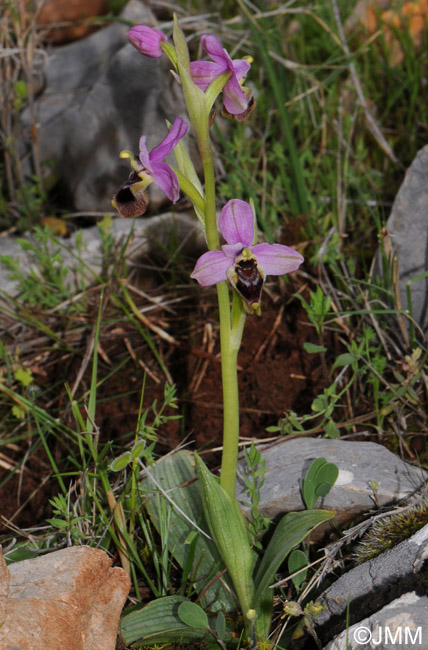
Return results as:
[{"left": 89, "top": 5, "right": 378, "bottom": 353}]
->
[
  {"left": 112, "top": 171, "right": 148, "bottom": 217},
  {"left": 234, "top": 258, "right": 263, "bottom": 305}
]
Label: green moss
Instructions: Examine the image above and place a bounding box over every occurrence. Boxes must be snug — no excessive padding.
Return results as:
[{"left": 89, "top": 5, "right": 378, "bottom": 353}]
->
[{"left": 354, "top": 501, "right": 428, "bottom": 564}]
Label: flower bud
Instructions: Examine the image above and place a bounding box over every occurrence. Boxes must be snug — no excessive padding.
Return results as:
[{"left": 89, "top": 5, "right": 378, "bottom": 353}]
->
[{"left": 128, "top": 25, "right": 168, "bottom": 58}]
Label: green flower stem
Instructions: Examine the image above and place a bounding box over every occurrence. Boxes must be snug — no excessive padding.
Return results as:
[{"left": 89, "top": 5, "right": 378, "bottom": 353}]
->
[
  {"left": 218, "top": 289, "right": 247, "bottom": 497},
  {"left": 201, "top": 147, "right": 220, "bottom": 251},
  {"left": 200, "top": 130, "right": 245, "bottom": 498}
]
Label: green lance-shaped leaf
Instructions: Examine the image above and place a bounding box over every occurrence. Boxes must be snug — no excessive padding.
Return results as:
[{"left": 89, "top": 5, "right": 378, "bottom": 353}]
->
[
  {"left": 194, "top": 453, "right": 255, "bottom": 618},
  {"left": 120, "top": 596, "right": 207, "bottom": 645},
  {"left": 253, "top": 509, "right": 335, "bottom": 636},
  {"left": 205, "top": 70, "right": 232, "bottom": 114},
  {"left": 173, "top": 138, "right": 204, "bottom": 200},
  {"left": 109, "top": 451, "right": 131, "bottom": 472},
  {"left": 215, "top": 611, "right": 226, "bottom": 640}
]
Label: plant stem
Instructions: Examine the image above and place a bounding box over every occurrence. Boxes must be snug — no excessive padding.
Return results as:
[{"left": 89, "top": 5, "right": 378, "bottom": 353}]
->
[
  {"left": 218, "top": 291, "right": 246, "bottom": 496},
  {"left": 202, "top": 150, "right": 220, "bottom": 251},
  {"left": 201, "top": 135, "right": 245, "bottom": 498}
]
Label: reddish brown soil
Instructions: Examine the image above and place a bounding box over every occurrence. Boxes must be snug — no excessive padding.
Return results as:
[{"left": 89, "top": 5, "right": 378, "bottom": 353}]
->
[{"left": 0, "top": 279, "right": 333, "bottom": 532}]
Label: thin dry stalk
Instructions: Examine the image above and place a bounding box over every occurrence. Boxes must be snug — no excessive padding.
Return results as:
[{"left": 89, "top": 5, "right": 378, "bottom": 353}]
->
[{"left": 0, "top": 0, "right": 46, "bottom": 210}]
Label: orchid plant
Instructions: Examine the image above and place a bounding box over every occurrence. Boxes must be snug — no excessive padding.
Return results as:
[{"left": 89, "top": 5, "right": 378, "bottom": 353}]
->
[{"left": 114, "top": 17, "right": 335, "bottom": 647}]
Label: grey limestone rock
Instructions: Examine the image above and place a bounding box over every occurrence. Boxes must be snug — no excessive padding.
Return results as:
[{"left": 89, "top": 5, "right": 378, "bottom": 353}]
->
[
  {"left": 236, "top": 438, "right": 427, "bottom": 525},
  {"left": 0, "top": 212, "right": 205, "bottom": 297},
  {"left": 379, "top": 144, "right": 428, "bottom": 335},
  {"left": 316, "top": 523, "right": 428, "bottom": 641},
  {"left": 19, "top": 0, "right": 189, "bottom": 214},
  {"left": 324, "top": 592, "right": 428, "bottom": 649}
]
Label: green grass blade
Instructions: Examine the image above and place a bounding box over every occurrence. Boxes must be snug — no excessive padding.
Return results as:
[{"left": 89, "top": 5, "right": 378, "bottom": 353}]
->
[
  {"left": 238, "top": 0, "right": 308, "bottom": 216},
  {"left": 144, "top": 451, "right": 236, "bottom": 612},
  {"left": 86, "top": 289, "right": 104, "bottom": 427}
]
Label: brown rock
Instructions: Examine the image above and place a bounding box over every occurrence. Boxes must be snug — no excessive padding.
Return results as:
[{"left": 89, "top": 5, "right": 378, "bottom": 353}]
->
[
  {"left": 0, "top": 545, "right": 130, "bottom": 649},
  {"left": 36, "top": 0, "right": 110, "bottom": 44}
]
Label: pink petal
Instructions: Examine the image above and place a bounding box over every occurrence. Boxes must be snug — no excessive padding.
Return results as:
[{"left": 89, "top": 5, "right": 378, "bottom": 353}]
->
[
  {"left": 223, "top": 75, "right": 250, "bottom": 114},
  {"left": 151, "top": 161, "right": 179, "bottom": 202},
  {"left": 149, "top": 118, "right": 188, "bottom": 163},
  {"left": 218, "top": 200, "right": 254, "bottom": 246},
  {"left": 252, "top": 243, "right": 304, "bottom": 276},
  {"left": 221, "top": 242, "right": 245, "bottom": 258},
  {"left": 190, "top": 60, "right": 225, "bottom": 91},
  {"left": 139, "top": 135, "right": 151, "bottom": 172},
  {"left": 200, "top": 34, "right": 231, "bottom": 67},
  {"left": 128, "top": 25, "right": 168, "bottom": 58},
  {"left": 232, "top": 59, "right": 251, "bottom": 82},
  {"left": 190, "top": 250, "right": 232, "bottom": 286}
]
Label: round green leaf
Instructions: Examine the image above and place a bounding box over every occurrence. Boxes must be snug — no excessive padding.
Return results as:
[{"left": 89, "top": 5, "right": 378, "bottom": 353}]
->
[
  {"left": 315, "top": 481, "right": 333, "bottom": 498},
  {"left": 178, "top": 601, "right": 209, "bottom": 630},
  {"left": 288, "top": 549, "right": 308, "bottom": 589},
  {"left": 314, "top": 462, "right": 339, "bottom": 490}
]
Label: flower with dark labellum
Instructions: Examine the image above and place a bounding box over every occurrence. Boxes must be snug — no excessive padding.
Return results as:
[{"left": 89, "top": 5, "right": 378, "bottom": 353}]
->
[
  {"left": 190, "top": 199, "right": 304, "bottom": 314},
  {"left": 228, "top": 249, "right": 264, "bottom": 315},
  {"left": 112, "top": 118, "right": 188, "bottom": 217}
]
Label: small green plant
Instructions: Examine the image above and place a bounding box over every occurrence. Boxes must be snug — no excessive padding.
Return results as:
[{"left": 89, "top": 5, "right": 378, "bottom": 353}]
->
[
  {"left": 302, "top": 457, "right": 339, "bottom": 510},
  {"left": 296, "top": 286, "right": 331, "bottom": 341},
  {"left": 46, "top": 494, "right": 89, "bottom": 544},
  {"left": 0, "top": 225, "right": 85, "bottom": 310},
  {"left": 0, "top": 226, "right": 69, "bottom": 309},
  {"left": 286, "top": 458, "right": 339, "bottom": 595},
  {"left": 240, "top": 443, "right": 271, "bottom": 550},
  {"left": 282, "top": 600, "right": 325, "bottom": 647},
  {"left": 288, "top": 548, "right": 309, "bottom": 591},
  {"left": 177, "top": 601, "right": 230, "bottom": 650},
  {"left": 267, "top": 379, "right": 349, "bottom": 440}
]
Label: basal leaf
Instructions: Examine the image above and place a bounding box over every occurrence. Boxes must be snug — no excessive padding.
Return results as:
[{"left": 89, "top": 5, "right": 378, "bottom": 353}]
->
[
  {"left": 253, "top": 509, "right": 335, "bottom": 608},
  {"left": 120, "top": 596, "right": 207, "bottom": 645},
  {"left": 194, "top": 453, "right": 255, "bottom": 617},
  {"left": 178, "top": 601, "right": 209, "bottom": 630}
]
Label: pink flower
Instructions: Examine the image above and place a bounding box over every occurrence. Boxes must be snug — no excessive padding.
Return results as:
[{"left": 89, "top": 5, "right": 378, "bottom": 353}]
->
[
  {"left": 190, "top": 35, "right": 251, "bottom": 115},
  {"left": 113, "top": 118, "right": 187, "bottom": 217},
  {"left": 128, "top": 25, "right": 168, "bottom": 58},
  {"left": 138, "top": 117, "right": 187, "bottom": 202},
  {"left": 191, "top": 200, "right": 303, "bottom": 312}
]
